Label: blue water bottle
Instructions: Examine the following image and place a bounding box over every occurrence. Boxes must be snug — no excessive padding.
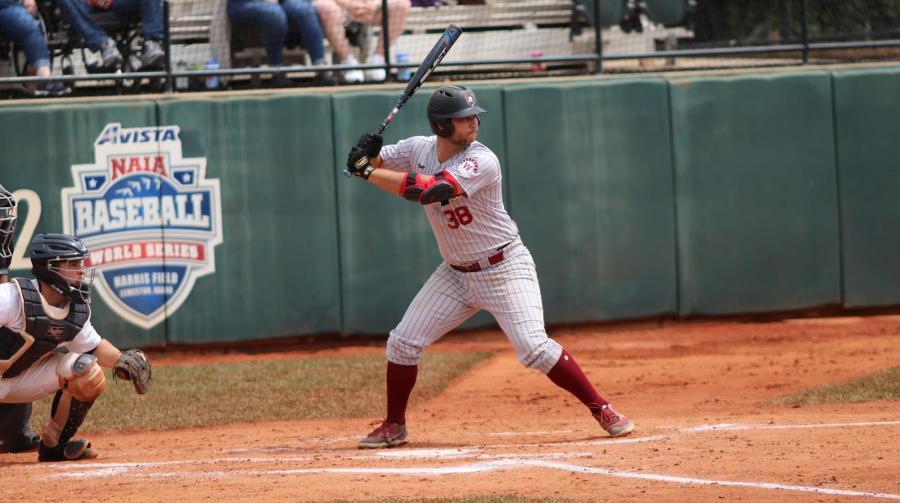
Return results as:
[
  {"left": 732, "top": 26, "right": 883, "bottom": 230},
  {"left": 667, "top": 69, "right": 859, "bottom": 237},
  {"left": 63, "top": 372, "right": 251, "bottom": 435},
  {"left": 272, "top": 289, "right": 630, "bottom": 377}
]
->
[
  {"left": 396, "top": 52, "right": 411, "bottom": 81},
  {"left": 204, "top": 57, "right": 220, "bottom": 89}
]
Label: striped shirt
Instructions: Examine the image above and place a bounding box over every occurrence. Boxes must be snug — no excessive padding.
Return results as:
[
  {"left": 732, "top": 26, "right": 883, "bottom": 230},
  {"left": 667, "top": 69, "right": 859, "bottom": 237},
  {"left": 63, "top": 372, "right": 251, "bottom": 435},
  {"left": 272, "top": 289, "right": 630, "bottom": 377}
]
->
[{"left": 379, "top": 136, "right": 519, "bottom": 265}]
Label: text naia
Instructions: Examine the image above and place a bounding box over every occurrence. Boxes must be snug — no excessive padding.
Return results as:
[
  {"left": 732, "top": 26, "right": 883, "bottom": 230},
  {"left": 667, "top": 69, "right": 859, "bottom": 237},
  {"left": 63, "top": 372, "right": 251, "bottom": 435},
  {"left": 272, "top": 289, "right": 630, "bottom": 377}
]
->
[{"left": 73, "top": 193, "right": 210, "bottom": 234}]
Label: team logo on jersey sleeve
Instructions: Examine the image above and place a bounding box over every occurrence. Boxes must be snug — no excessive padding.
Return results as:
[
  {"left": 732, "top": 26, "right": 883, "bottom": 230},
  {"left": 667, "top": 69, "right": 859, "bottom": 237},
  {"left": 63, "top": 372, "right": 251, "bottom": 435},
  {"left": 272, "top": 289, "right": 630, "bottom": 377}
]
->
[
  {"left": 458, "top": 157, "right": 479, "bottom": 176},
  {"left": 61, "top": 123, "right": 223, "bottom": 329}
]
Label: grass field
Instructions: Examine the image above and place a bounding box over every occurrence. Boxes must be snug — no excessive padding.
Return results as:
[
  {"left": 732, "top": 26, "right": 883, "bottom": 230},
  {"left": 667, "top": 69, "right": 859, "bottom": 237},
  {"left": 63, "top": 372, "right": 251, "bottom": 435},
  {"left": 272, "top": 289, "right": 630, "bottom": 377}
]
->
[
  {"left": 32, "top": 351, "right": 492, "bottom": 432},
  {"left": 770, "top": 365, "right": 900, "bottom": 406}
]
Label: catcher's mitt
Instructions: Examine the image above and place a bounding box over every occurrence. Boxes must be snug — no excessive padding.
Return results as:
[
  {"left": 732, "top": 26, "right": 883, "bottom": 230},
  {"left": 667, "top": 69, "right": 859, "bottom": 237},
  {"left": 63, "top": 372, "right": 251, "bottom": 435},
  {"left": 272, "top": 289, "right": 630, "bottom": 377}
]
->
[{"left": 113, "top": 349, "right": 152, "bottom": 394}]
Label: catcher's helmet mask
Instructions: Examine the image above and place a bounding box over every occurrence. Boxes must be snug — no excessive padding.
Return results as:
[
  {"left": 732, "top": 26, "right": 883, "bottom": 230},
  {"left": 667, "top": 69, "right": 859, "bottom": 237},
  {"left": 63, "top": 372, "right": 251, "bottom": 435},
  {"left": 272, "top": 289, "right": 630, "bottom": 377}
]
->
[
  {"left": 0, "top": 184, "right": 16, "bottom": 275},
  {"left": 427, "top": 85, "right": 487, "bottom": 138},
  {"left": 28, "top": 233, "right": 95, "bottom": 305}
]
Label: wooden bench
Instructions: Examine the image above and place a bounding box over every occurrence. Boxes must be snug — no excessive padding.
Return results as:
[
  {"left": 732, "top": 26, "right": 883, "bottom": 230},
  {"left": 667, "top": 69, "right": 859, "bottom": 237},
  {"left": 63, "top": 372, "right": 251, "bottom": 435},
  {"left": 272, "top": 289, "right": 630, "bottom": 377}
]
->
[
  {"left": 391, "top": 0, "right": 595, "bottom": 70},
  {"left": 163, "top": 0, "right": 693, "bottom": 76}
]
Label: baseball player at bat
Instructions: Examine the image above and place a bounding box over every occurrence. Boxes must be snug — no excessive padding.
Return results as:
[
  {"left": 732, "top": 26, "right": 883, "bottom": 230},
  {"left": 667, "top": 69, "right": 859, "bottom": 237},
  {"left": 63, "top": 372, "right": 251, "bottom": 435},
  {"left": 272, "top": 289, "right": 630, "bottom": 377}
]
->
[
  {"left": 0, "top": 185, "right": 41, "bottom": 455},
  {"left": 345, "top": 85, "right": 634, "bottom": 448},
  {"left": 0, "top": 230, "right": 152, "bottom": 461}
]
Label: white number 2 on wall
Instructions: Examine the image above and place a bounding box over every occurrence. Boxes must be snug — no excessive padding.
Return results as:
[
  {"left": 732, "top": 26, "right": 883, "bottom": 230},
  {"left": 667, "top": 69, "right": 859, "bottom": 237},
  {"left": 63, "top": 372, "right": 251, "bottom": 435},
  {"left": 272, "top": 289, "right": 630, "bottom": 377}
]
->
[{"left": 10, "top": 189, "right": 41, "bottom": 271}]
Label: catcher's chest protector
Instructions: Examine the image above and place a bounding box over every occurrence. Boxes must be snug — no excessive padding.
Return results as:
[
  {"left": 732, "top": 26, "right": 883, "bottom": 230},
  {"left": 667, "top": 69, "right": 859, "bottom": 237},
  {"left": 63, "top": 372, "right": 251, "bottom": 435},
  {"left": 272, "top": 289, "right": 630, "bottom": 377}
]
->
[{"left": 0, "top": 278, "right": 89, "bottom": 378}]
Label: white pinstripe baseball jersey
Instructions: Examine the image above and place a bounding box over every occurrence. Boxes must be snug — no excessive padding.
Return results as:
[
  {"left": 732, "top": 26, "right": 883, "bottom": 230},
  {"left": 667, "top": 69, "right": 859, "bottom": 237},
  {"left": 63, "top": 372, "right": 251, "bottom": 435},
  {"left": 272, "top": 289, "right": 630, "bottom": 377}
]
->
[
  {"left": 380, "top": 134, "right": 563, "bottom": 374},
  {"left": 379, "top": 136, "right": 518, "bottom": 266}
]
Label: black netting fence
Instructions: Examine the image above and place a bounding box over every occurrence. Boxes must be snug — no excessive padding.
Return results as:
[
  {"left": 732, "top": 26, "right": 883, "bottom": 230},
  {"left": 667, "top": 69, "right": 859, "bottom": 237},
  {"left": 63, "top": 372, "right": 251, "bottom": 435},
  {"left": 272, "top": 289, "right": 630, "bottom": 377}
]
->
[{"left": 0, "top": 0, "right": 898, "bottom": 98}]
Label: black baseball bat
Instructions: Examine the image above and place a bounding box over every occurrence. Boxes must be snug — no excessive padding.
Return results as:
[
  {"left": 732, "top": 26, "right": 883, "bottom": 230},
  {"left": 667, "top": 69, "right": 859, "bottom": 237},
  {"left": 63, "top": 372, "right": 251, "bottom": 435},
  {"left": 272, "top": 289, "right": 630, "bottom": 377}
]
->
[{"left": 344, "top": 24, "right": 463, "bottom": 177}]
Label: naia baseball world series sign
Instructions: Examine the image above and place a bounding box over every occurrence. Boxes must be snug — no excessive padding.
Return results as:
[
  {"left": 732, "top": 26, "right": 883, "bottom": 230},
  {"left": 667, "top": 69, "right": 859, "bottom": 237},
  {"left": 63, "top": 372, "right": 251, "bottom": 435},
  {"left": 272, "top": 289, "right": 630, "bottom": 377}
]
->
[{"left": 62, "top": 123, "right": 223, "bottom": 329}]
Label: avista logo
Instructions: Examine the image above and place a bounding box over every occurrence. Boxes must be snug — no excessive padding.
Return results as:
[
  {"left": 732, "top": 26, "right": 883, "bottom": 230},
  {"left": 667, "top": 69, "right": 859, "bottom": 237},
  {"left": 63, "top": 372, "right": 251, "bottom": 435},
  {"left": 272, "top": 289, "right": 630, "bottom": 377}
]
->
[{"left": 61, "top": 123, "right": 223, "bottom": 329}]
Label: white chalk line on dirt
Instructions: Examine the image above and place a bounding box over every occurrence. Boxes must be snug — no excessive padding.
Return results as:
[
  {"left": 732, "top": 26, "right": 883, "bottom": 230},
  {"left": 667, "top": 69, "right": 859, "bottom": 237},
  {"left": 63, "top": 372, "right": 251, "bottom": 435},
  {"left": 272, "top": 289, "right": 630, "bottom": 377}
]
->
[
  {"left": 42, "top": 451, "right": 595, "bottom": 479},
  {"left": 256, "top": 460, "right": 900, "bottom": 501},
  {"left": 478, "top": 419, "right": 900, "bottom": 450},
  {"left": 226, "top": 419, "right": 900, "bottom": 453},
  {"left": 36, "top": 419, "right": 900, "bottom": 499},
  {"left": 45, "top": 458, "right": 900, "bottom": 500}
]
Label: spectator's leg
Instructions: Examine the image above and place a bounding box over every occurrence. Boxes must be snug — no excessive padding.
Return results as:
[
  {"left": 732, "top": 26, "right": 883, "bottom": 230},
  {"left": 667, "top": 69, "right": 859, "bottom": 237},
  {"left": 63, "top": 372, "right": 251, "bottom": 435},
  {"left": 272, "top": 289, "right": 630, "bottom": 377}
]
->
[
  {"left": 110, "top": 0, "right": 164, "bottom": 42},
  {"left": 371, "top": 0, "right": 410, "bottom": 57},
  {"left": 227, "top": 0, "right": 288, "bottom": 66},
  {"left": 314, "top": 0, "right": 350, "bottom": 62},
  {"left": 280, "top": 0, "right": 325, "bottom": 64},
  {"left": 112, "top": 0, "right": 165, "bottom": 68},
  {"left": 0, "top": 3, "right": 69, "bottom": 95},
  {"left": 0, "top": 3, "right": 51, "bottom": 69},
  {"left": 56, "top": 0, "right": 109, "bottom": 50}
]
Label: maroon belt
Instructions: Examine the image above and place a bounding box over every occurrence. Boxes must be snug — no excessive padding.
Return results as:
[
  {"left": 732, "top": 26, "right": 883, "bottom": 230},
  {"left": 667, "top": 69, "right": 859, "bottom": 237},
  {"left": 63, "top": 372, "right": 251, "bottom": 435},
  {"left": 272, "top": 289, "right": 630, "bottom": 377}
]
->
[{"left": 450, "top": 242, "right": 512, "bottom": 273}]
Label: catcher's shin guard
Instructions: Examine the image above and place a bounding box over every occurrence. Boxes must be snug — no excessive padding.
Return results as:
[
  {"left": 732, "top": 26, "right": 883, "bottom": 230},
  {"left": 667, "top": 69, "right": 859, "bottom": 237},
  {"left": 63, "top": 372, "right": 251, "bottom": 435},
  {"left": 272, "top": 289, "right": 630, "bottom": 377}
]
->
[{"left": 38, "top": 390, "right": 98, "bottom": 461}]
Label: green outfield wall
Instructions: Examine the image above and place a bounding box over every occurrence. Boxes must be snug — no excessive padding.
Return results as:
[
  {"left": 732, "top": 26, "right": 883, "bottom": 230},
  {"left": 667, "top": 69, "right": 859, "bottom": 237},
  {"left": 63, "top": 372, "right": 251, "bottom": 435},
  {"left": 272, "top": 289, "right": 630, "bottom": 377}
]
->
[
  {"left": 831, "top": 67, "right": 900, "bottom": 308},
  {"left": 2, "top": 65, "right": 898, "bottom": 347},
  {"left": 668, "top": 71, "right": 842, "bottom": 315}
]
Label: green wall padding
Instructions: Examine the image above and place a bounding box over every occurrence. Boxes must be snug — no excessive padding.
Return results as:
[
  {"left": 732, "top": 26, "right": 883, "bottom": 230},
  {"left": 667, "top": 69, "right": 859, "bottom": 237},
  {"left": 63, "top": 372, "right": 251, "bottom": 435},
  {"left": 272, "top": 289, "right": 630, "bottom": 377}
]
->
[
  {"left": 2, "top": 65, "right": 899, "bottom": 347},
  {"left": 669, "top": 72, "right": 841, "bottom": 315},
  {"left": 504, "top": 79, "right": 678, "bottom": 323},
  {"left": 156, "top": 93, "right": 341, "bottom": 343},
  {"left": 333, "top": 86, "right": 506, "bottom": 334},
  {"left": 833, "top": 67, "right": 900, "bottom": 308},
  {"left": 0, "top": 102, "right": 164, "bottom": 349}
]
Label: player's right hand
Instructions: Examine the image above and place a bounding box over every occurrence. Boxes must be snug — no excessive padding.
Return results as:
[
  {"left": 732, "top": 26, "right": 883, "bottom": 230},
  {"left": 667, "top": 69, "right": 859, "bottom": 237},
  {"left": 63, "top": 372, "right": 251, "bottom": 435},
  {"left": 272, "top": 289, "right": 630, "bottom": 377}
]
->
[{"left": 346, "top": 145, "right": 367, "bottom": 172}]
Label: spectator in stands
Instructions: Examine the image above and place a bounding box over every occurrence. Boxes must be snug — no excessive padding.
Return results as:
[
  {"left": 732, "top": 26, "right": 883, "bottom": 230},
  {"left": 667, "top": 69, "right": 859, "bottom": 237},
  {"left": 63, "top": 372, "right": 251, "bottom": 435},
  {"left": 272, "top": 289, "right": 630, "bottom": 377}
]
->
[
  {"left": 0, "top": 0, "right": 70, "bottom": 96},
  {"left": 315, "top": 0, "right": 410, "bottom": 82},
  {"left": 57, "top": 0, "right": 165, "bottom": 70},
  {"left": 227, "top": 0, "right": 332, "bottom": 86}
]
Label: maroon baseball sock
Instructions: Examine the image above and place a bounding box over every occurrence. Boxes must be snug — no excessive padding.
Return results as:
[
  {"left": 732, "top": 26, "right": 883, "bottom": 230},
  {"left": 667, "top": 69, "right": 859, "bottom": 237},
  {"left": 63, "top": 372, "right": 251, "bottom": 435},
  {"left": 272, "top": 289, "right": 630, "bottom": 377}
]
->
[
  {"left": 546, "top": 349, "right": 608, "bottom": 413},
  {"left": 386, "top": 362, "right": 418, "bottom": 425}
]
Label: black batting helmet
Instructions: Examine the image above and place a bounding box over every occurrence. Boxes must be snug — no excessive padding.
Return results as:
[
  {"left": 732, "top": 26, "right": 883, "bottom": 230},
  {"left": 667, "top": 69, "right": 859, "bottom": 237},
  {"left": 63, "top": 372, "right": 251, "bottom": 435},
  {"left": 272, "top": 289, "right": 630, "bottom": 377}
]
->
[
  {"left": 0, "top": 184, "right": 15, "bottom": 275},
  {"left": 28, "top": 233, "right": 93, "bottom": 304},
  {"left": 427, "top": 85, "right": 486, "bottom": 137}
]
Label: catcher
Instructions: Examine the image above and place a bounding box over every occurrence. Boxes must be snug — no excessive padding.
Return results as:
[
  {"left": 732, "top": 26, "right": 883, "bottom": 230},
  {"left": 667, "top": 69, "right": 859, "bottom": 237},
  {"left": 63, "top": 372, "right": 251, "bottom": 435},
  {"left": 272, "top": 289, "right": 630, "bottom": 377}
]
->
[
  {"left": 0, "top": 231, "right": 152, "bottom": 461},
  {"left": 0, "top": 184, "right": 40, "bottom": 454},
  {"left": 0, "top": 184, "right": 41, "bottom": 454}
]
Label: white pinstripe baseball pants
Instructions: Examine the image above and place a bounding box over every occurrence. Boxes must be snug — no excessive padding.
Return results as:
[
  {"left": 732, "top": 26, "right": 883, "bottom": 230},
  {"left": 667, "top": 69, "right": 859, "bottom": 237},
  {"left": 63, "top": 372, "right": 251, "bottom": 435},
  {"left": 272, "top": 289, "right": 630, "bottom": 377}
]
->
[{"left": 386, "top": 239, "right": 563, "bottom": 374}]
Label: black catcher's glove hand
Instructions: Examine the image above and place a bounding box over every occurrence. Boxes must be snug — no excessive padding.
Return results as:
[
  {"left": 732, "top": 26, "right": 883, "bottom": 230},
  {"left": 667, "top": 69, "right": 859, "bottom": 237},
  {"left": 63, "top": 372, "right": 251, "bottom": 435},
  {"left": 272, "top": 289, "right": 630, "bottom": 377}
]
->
[{"left": 113, "top": 349, "right": 152, "bottom": 394}]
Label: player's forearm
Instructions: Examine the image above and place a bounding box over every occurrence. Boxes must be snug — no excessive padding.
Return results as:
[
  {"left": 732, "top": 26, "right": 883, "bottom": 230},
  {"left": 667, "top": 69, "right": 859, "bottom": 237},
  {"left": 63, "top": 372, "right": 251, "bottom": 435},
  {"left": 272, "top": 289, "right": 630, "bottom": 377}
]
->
[
  {"left": 92, "top": 339, "right": 122, "bottom": 368},
  {"left": 366, "top": 166, "right": 405, "bottom": 195}
]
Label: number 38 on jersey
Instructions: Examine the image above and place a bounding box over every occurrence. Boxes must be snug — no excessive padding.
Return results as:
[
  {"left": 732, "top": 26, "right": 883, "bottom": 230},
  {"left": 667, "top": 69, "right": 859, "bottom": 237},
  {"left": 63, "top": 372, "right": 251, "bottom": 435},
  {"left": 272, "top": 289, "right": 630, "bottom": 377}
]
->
[{"left": 443, "top": 206, "right": 473, "bottom": 229}]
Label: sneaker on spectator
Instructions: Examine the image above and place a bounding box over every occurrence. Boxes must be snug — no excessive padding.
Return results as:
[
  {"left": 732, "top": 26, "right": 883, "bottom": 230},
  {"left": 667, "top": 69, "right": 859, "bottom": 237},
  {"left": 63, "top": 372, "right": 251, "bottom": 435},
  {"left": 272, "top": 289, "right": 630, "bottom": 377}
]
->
[
  {"left": 141, "top": 39, "right": 165, "bottom": 70},
  {"left": 270, "top": 72, "right": 293, "bottom": 88},
  {"left": 99, "top": 38, "right": 123, "bottom": 68},
  {"left": 33, "top": 81, "right": 71, "bottom": 98},
  {"left": 365, "top": 53, "right": 386, "bottom": 82},
  {"left": 341, "top": 55, "right": 364, "bottom": 84},
  {"left": 312, "top": 59, "right": 336, "bottom": 86}
]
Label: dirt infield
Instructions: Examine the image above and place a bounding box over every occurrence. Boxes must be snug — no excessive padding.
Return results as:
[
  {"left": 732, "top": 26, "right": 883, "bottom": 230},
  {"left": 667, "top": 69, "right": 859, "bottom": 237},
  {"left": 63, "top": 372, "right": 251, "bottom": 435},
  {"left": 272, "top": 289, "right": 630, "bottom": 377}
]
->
[{"left": 4, "top": 315, "right": 900, "bottom": 502}]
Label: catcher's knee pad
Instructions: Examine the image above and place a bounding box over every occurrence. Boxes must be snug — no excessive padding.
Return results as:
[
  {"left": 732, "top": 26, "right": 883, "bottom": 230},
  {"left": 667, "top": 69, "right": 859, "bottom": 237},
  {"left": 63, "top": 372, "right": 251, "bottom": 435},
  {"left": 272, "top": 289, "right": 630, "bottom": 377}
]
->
[
  {"left": 56, "top": 352, "right": 107, "bottom": 401},
  {"left": 385, "top": 330, "right": 424, "bottom": 365},
  {"left": 519, "top": 338, "right": 563, "bottom": 375}
]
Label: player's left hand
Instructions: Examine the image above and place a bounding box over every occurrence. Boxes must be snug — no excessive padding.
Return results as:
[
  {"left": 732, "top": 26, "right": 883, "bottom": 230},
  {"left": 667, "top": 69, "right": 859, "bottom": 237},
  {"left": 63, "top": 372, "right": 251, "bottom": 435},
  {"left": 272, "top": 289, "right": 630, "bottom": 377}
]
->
[{"left": 113, "top": 349, "right": 152, "bottom": 394}]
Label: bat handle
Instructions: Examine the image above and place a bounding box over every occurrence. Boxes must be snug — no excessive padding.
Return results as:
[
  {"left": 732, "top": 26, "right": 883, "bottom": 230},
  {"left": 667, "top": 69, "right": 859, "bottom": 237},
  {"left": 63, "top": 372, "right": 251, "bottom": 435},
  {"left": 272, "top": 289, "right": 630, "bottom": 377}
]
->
[{"left": 342, "top": 169, "right": 353, "bottom": 177}]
